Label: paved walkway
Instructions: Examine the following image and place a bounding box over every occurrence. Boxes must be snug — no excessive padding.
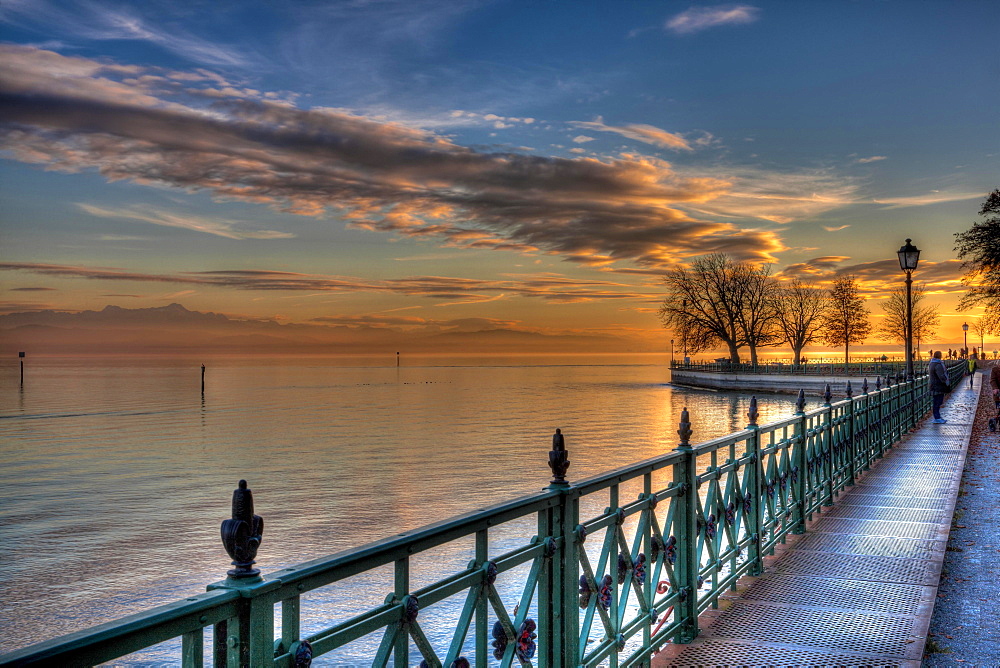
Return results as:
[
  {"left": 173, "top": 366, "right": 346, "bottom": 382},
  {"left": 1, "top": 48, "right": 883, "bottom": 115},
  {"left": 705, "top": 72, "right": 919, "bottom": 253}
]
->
[{"left": 655, "top": 380, "right": 980, "bottom": 668}]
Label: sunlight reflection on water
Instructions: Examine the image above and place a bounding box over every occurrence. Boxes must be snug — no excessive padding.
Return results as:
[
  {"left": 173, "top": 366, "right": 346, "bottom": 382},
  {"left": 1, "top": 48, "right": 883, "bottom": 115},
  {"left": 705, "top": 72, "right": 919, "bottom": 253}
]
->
[{"left": 0, "top": 354, "right": 821, "bottom": 664}]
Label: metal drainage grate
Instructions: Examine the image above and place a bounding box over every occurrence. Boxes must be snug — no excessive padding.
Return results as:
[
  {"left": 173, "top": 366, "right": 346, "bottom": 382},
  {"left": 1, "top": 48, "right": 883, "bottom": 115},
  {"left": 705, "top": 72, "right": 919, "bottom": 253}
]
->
[
  {"left": 665, "top": 639, "right": 901, "bottom": 667},
  {"left": 823, "top": 505, "right": 946, "bottom": 524},
  {"left": 774, "top": 550, "right": 936, "bottom": 584},
  {"left": 873, "top": 463, "right": 958, "bottom": 474},
  {"left": 793, "top": 532, "right": 941, "bottom": 560},
  {"left": 838, "top": 493, "right": 951, "bottom": 509},
  {"left": 741, "top": 574, "right": 925, "bottom": 615},
  {"left": 851, "top": 480, "right": 953, "bottom": 496},
  {"left": 858, "top": 468, "right": 954, "bottom": 483},
  {"left": 705, "top": 601, "right": 917, "bottom": 656},
  {"left": 811, "top": 517, "right": 943, "bottom": 540},
  {"left": 894, "top": 447, "right": 964, "bottom": 454}
]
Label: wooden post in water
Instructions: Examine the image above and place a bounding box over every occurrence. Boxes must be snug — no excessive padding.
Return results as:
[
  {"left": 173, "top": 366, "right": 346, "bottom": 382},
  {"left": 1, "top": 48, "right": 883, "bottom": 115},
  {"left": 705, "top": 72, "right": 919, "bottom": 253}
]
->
[
  {"left": 201, "top": 364, "right": 205, "bottom": 393},
  {"left": 19, "top": 351, "right": 25, "bottom": 386},
  {"left": 396, "top": 352, "right": 400, "bottom": 367}
]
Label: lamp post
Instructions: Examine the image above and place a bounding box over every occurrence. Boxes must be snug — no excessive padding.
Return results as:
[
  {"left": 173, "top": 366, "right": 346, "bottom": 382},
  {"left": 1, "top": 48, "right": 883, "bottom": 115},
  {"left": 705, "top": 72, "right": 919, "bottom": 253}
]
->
[
  {"left": 963, "top": 322, "right": 969, "bottom": 357},
  {"left": 682, "top": 299, "right": 689, "bottom": 363},
  {"left": 897, "top": 239, "right": 920, "bottom": 380}
]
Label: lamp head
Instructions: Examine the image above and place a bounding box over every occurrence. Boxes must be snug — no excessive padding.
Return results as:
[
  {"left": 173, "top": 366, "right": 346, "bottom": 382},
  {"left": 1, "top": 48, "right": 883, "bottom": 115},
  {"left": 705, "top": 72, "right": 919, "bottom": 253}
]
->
[{"left": 896, "top": 238, "right": 920, "bottom": 272}]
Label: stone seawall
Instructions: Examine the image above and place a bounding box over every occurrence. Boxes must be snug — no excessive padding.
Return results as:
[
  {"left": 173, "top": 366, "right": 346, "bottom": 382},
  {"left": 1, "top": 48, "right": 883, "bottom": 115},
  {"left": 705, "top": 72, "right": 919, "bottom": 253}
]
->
[{"left": 669, "top": 368, "right": 885, "bottom": 395}]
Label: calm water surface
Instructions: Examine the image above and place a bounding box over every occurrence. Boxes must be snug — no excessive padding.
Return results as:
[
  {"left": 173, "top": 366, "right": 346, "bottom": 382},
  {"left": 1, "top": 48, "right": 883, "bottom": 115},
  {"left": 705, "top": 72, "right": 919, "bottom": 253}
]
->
[{"left": 0, "top": 354, "right": 816, "bottom": 664}]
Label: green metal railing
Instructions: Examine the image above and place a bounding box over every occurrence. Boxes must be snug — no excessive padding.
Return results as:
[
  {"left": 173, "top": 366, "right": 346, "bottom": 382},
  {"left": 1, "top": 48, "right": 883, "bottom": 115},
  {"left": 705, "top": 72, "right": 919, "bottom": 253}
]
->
[
  {"left": 670, "top": 358, "right": 911, "bottom": 376},
  {"left": 675, "top": 358, "right": 984, "bottom": 376},
  {"left": 1, "top": 363, "right": 966, "bottom": 668}
]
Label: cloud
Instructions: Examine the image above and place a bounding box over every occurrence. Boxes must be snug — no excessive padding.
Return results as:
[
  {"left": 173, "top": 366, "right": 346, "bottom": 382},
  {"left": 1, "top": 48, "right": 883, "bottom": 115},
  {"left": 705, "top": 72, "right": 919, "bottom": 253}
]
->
[
  {"left": 0, "top": 1, "right": 248, "bottom": 67},
  {"left": 570, "top": 117, "right": 692, "bottom": 151},
  {"left": 0, "top": 262, "right": 660, "bottom": 304},
  {"left": 572, "top": 135, "right": 596, "bottom": 143},
  {"left": 778, "top": 256, "right": 967, "bottom": 295},
  {"left": 10, "top": 286, "right": 56, "bottom": 291},
  {"left": 680, "top": 168, "right": 860, "bottom": 224},
  {"left": 666, "top": 5, "right": 760, "bottom": 35},
  {"left": 857, "top": 156, "right": 887, "bottom": 164},
  {"left": 822, "top": 225, "right": 850, "bottom": 232},
  {"left": 77, "top": 204, "right": 295, "bottom": 240},
  {"left": 872, "top": 191, "right": 984, "bottom": 209},
  {"left": 309, "top": 313, "right": 523, "bottom": 331},
  {"left": 1, "top": 45, "right": 836, "bottom": 268}
]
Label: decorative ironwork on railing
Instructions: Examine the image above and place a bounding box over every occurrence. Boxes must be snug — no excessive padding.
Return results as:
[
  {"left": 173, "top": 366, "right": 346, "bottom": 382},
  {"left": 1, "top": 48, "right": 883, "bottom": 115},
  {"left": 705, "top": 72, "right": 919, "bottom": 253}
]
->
[{"left": 0, "top": 363, "right": 966, "bottom": 668}]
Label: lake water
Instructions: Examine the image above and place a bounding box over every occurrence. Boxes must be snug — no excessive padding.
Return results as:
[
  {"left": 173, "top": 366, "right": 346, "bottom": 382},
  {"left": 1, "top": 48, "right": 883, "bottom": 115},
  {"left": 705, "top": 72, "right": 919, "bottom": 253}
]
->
[{"left": 0, "top": 354, "right": 817, "bottom": 664}]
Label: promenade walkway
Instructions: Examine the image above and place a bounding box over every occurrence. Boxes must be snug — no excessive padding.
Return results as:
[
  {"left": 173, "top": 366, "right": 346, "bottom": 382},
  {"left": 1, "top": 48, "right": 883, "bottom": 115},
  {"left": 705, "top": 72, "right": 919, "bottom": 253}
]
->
[{"left": 656, "top": 378, "right": 981, "bottom": 667}]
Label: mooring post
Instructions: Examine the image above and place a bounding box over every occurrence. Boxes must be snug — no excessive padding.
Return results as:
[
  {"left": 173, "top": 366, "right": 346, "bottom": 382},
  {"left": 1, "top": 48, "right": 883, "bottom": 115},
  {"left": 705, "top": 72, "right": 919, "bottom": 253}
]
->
[
  {"left": 201, "top": 364, "right": 206, "bottom": 394},
  {"left": 746, "top": 397, "right": 764, "bottom": 576},
  {"left": 19, "top": 351, "right": 25, "bottom": 386},
  {"left": 792, "top": 389, "right": 808, "bottom": 534},
  {"left": 673, "top": 408, "right": 699, "bottom": 643}
]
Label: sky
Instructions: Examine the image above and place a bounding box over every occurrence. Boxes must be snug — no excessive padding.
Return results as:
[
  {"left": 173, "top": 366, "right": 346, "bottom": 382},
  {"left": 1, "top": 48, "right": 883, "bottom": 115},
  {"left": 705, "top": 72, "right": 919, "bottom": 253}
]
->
[{"left": 1, "top": 0, "right": 998, "bottom": 354}]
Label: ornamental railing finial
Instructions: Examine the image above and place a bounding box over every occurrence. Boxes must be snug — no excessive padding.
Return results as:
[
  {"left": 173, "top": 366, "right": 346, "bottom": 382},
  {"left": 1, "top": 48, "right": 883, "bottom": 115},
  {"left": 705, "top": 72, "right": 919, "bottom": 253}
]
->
[{"left": 221, "top": 480, "right": 264, "bottom": 580}]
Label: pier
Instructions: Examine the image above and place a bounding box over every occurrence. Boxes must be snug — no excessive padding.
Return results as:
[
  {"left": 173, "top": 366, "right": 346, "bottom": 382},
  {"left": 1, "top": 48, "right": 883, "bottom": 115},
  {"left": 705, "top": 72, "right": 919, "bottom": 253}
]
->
[{"left": 0, "top": 362, "right": 968, "bottom": 667}]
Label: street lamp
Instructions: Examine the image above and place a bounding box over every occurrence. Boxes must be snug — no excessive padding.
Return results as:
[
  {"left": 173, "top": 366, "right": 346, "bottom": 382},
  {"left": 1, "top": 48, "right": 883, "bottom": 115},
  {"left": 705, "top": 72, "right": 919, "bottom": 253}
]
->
[
  {"left": 682, "top": 299, "right": 689, "bottom": 363},
  {"left": 897, "top": 238, "right": 920, "bottom": 380},
  {"left": 963, "top": 322, "right": 969, "bottom": 357}
]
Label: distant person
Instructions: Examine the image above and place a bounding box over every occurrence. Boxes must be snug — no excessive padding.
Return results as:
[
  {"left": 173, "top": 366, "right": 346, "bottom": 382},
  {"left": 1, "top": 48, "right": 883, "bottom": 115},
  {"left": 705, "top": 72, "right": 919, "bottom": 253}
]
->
[
  {"left": 929, "top": 350, "right": 950, "bottom": 424},
  {"left": 991, "top": 361, "right": 1000, "bottom": 403},
  {"left": 968, "top": 355, "right": 977, "bottom": 388}
]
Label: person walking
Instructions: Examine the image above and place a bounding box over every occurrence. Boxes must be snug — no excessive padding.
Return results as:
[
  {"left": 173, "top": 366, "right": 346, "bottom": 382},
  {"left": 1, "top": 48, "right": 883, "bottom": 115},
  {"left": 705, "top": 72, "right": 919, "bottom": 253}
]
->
[
  {"left": 991, "top": 360, "right": 1000, "bottom": 403},
  {"left": 968, "top": 354, "right": 977, "bottom": 388},
  {"left": 929, "top": 350, "right": 950, "bottom": 424}
]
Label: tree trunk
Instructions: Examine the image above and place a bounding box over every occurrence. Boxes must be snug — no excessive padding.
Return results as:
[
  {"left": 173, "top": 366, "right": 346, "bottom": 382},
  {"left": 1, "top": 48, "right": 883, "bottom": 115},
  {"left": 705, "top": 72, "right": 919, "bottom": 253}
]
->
[
  {"left": 749, "top": 344, "right": 759, "bottom": 367},
  {"left": 727, "top": 341, "right": 741, "bottom": 365},
  {"left": 844, "top": 341, "right": 849, "bottom": 367},
  {"left": 792, "top": 346, "right": 802, "bottom": 365}
]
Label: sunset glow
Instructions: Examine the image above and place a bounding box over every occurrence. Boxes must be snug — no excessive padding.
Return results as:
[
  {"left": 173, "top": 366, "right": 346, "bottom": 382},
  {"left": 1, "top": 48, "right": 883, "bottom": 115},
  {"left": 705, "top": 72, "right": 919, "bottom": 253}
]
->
[{"left": 2, "top": 1, "right": 997, "bottom": 355}]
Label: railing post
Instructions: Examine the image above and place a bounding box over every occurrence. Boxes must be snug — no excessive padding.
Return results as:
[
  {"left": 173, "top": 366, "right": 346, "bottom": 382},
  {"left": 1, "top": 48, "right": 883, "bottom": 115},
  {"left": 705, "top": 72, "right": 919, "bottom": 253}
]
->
[
  {"left": 822, "top": 385, "right": 834, "bottom": 507},
  {"left": 673, "top": 408, "right": 699, "bottom": 643},
  {"left": 746, "top": 397, "right": 764, "bottom": 576},
  {"left": 793, "top": 389, "right": 807, "bottom": 535},
  {"left": 874, "top": 376, "right": 885, "bottom": 456},
  {"left": 542, "top": 428, "right": 576, "bottom": 667},
  {"left": 845, "top": 382, "right": 856, "bottom": 486},
  {"left": 859, "top": 378, "right": 870, "bottom": 471},
  {"left": 208, "top": 480, "right": 270, "bottom": 667}
]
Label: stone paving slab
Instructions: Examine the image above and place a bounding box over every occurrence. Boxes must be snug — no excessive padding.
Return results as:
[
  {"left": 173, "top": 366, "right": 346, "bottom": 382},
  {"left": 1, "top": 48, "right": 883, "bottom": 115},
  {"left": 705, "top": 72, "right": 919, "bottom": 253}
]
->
[{"left": 655, "top": 383, "right": 979, "bottom": 668}]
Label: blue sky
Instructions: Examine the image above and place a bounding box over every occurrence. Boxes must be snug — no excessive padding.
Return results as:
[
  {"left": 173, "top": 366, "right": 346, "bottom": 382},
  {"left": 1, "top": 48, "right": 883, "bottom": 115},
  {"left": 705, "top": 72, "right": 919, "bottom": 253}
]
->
[{"left": 1, "top": 0, "right": 997, "bottom": 348}]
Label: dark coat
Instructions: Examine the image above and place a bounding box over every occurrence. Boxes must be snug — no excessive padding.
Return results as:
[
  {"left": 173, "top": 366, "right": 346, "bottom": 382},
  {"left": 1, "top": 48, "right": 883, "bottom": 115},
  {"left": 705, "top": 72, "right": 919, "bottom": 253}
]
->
[{"left": 928, "top": 358, "right": 949, "bottom": 394}]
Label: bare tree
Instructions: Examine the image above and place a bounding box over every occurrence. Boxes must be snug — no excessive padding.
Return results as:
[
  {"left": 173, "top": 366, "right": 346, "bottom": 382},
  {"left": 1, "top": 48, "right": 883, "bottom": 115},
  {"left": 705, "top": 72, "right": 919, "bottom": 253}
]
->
[
  {"left": 876, "top": 284, "right": 940, "bottom": 355},
  {"left": 970, "top": 314, "right": 999, "bottom": 355},
  {"left": 822, "top": 275, "right": 871, "bottom": 365},
  {"left": 659, "top": 255, "right": 746, "bottom": 363},
  {"left": 773, "top": 279, "right": 828, "bottom": 365},
  {"left": 733, "top": 262, "right": 780, "bottom": 366}
]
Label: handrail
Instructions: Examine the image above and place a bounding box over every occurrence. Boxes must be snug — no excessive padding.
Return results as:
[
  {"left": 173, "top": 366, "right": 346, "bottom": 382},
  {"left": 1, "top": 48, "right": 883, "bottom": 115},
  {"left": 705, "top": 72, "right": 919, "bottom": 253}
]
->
[{"left": 1, "top": 362, "right": 967, "bottom": 667}]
